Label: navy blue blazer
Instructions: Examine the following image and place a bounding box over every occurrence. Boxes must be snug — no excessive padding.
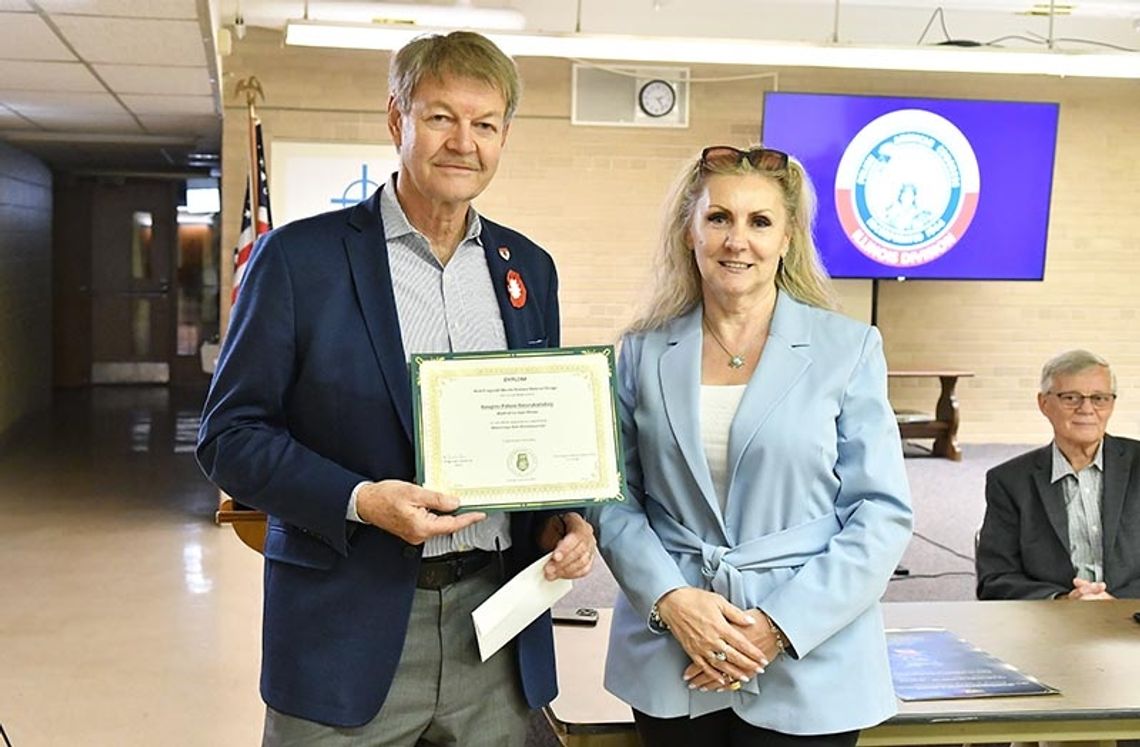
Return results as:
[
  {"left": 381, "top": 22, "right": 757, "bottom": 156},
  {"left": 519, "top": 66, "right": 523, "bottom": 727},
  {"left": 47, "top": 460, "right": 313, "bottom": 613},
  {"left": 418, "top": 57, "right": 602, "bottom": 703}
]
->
[
  {"left": 197, "top": 188, "right": 561, "bottom": 727},
  {"left": 976, "top": 434, "right": 1140, "bottom": 600}
]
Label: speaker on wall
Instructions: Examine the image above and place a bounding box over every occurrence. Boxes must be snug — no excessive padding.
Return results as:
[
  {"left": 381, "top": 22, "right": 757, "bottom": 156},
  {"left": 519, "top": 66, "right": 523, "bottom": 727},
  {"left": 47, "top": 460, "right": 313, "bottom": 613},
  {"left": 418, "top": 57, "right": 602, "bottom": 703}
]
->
[{"left": 571, "top": 64, "right": 689, "bottom": 128}]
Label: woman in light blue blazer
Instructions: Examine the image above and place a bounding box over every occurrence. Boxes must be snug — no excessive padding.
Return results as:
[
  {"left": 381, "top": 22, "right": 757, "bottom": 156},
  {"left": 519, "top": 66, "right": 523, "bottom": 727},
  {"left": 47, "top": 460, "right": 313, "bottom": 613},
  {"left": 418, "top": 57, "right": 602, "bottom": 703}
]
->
[{"left": 591, "top": 146, "right": 913, "bottom": 746}]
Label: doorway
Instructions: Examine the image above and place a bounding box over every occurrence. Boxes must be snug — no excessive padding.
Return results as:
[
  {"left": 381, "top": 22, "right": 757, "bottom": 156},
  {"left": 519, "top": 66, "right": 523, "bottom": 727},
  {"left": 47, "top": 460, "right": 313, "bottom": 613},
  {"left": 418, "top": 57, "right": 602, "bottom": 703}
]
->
[
  {"left": 53, "top": 176, "right": 218, "bottom": 388},
  {"left": 89, "top": 180, "right": 177, "bottom": 384}
]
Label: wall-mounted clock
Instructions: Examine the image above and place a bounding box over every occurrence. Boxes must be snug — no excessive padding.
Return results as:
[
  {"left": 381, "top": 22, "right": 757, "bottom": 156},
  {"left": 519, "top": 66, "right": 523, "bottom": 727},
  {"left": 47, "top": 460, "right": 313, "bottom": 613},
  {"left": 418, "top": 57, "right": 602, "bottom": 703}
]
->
[{"left": 637, "top": 79, "right": 677, "bottom": 118}]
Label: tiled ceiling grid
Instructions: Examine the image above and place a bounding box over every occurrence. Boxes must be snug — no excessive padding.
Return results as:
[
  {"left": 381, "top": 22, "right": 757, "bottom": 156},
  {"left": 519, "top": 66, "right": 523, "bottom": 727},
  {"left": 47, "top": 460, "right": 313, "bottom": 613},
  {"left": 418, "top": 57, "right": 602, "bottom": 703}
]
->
[
  {"left": 0, "top": 0, "right": 221, "bottom": 168},
  {"left": 2, "top": 0, "right": 1139, "bottom": 170}
]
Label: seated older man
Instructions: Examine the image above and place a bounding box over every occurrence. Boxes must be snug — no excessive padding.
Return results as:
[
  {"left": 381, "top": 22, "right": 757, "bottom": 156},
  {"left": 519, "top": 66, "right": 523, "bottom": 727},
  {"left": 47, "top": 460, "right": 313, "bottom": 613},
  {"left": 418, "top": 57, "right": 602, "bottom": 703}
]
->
[{"left": 977, "top": 349, "right": 1140, "bottom": 600}]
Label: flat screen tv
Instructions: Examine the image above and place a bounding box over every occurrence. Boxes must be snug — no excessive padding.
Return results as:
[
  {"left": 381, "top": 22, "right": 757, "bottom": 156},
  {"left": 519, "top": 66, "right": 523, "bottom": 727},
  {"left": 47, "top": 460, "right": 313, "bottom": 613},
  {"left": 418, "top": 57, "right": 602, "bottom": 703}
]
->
[{"left": 761, "top": 92, "right": 1059, "bottom": 280}]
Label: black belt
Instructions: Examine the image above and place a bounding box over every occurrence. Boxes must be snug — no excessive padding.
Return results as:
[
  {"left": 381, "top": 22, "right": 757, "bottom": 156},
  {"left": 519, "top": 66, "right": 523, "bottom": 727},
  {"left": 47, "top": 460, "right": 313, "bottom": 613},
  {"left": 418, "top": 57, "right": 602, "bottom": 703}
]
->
[{"left": 416, "top": 550, "right": 494, "bottom": 590}]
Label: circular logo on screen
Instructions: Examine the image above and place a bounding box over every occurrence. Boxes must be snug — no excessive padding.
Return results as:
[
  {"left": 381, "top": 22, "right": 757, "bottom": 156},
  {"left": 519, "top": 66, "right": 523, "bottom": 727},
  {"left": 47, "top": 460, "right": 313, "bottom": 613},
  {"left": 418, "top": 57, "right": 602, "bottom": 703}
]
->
[{"left": 834, "top": 109, "right": 980, "bottom": 268}]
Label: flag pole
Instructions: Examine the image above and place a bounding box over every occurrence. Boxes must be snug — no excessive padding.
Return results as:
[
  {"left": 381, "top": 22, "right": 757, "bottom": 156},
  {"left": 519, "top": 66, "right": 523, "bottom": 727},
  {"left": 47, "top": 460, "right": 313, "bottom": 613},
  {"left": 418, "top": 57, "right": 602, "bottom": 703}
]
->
[
  {"left": 235, "top": 77, "right": 265, "bottom": 228},
  {"left": 218, "top": 76, "right": 271, "bottom": 551}
]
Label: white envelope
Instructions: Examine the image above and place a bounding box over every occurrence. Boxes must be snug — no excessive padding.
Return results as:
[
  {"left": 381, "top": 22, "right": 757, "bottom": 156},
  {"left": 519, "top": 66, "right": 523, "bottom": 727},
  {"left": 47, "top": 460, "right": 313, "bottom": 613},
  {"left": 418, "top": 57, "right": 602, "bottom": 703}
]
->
[{"left": 471, "top": 552, "right": 572, "bottom": 662}]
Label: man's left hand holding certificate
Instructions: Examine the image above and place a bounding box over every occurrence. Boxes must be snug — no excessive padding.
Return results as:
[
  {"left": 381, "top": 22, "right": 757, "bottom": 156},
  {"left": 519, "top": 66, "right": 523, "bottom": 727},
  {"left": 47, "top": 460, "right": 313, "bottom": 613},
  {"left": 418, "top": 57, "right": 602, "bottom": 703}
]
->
[{"left": 411, "top": 346, "right": 626, "bottom": 513}]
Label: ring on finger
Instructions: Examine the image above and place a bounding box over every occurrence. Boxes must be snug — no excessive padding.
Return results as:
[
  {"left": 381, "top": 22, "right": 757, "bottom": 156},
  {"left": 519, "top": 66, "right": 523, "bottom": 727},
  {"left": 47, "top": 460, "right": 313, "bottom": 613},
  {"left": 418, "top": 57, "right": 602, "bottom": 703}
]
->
[
  {"left": 728, "top": 680, "right": 742, "bottom": 691},
  {"left": 710, "top": 650, "right": 728, "bottom": 662}
]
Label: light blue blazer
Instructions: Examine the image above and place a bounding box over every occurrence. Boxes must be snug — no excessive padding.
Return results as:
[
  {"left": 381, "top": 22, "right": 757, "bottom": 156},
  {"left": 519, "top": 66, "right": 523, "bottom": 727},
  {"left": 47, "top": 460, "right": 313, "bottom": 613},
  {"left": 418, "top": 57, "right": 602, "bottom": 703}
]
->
[{"left": 592, "top": 292, "right": 913, "bottom": 735}]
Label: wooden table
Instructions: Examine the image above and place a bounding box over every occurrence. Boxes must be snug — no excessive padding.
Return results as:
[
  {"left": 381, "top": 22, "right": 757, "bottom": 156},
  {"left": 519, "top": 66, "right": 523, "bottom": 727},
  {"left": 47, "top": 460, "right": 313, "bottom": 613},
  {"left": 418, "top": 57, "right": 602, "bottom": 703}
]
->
[
  {"left": 888, "top": 370, "right": 974, "bottom": 461},
  {"left": 546, "top": 601, "right": 1140, "bottom": 746}
]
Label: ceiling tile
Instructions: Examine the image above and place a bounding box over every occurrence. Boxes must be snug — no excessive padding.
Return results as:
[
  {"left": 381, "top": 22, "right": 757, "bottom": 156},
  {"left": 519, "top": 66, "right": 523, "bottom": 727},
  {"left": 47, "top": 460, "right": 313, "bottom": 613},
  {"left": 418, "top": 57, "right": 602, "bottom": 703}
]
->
[
  {"left": 0, "top": 90, "right": 126, "bottom": 115},
  {"left": 121, "top": 93, "right": 214, "bottom": 114},
  {"left": 16, "top": 110, "right": 141, "bottom": 131},
  {"left": 0, "top": 12, "right": 78, "bottom": 60},
  {"left": 37, "top": 0, "right": 197, "bottom": 19},
  {"left": 138, "top": 112, "right": 219, "bottom": 134},
  {"left": 94, "top": 63, "right": 212, "bottom": 95},
  {"left": 0, "top": 60, "right": 105, "bottom": 92},
  {"left": 52, "top": 16, "right": 206, "bottom": 65}
]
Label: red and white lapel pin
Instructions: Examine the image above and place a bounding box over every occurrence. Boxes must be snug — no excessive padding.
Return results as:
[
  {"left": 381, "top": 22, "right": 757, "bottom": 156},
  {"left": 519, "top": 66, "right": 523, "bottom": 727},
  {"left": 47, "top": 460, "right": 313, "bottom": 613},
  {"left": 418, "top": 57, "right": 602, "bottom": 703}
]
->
[{"left": 506, "top": 269, "right": 527, "bottom": 309}]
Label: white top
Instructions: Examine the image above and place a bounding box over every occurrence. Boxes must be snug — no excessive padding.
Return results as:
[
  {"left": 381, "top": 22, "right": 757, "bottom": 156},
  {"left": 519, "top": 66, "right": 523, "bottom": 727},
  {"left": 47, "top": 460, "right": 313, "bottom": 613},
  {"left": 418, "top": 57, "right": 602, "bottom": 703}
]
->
[{"left": 699, "top": 384, "right": 747, "bottom": 514}]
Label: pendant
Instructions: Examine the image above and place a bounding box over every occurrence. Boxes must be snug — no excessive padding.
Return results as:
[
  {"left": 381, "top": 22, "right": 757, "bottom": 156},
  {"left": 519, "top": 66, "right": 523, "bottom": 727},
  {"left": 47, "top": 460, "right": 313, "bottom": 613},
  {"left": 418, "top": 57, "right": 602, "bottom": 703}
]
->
[{"left": 728, "top": 355, "right": 745, "bottom": 369}]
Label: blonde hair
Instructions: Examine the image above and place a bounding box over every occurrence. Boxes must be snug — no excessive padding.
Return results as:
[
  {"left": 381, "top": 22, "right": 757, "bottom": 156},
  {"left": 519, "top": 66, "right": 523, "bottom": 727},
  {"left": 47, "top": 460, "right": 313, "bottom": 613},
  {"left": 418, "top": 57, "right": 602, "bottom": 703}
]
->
[
  {"left": 389, "top": 31, "right": 521, "bottom": 121},
  {"left": 627, "top": 148, "right": 837, "bottom": 334}
]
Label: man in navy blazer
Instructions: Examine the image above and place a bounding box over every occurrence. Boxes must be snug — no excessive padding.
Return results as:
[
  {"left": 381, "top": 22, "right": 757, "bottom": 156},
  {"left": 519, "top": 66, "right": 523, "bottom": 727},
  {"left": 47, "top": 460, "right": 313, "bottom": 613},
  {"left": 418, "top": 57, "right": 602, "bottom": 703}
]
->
[
  {"left": 977, "top": 349, "right": 1140, "bottom": 600},
  {"left": 198, "top": 32, "right": 595, "bottom": 745}
]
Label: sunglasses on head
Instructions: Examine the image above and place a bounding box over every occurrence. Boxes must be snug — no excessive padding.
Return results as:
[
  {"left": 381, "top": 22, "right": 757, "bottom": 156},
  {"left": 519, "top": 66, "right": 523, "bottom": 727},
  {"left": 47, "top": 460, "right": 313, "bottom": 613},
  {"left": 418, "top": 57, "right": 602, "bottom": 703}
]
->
[{"left": 699, "top": 146, "right": 789, "bottom": 173}]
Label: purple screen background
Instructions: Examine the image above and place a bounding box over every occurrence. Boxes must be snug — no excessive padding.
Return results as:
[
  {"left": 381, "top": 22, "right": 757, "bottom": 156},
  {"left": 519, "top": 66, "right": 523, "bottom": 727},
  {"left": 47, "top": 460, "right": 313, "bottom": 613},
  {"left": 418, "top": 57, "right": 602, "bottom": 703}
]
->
[{"left": 761, "top": 92, "right": 1059, "bottom": 280}]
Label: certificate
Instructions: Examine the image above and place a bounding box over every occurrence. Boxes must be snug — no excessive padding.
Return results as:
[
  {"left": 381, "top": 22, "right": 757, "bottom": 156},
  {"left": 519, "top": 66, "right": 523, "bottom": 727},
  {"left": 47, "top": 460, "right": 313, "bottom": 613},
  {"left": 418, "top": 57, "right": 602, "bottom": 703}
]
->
[{"left": 411, "top": 346, "right": 626, "bottom": 512}]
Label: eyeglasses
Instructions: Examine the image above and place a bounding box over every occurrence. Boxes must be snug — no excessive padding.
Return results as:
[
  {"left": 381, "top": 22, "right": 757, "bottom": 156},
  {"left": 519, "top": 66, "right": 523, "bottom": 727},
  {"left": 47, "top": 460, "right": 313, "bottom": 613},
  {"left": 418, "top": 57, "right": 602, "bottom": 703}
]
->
[
  {"left": 700, "top": 146, "right": 789, "bottom": 174},
  {"left": 1049, "top": 391, "right": 1117, "bottom": 410}
]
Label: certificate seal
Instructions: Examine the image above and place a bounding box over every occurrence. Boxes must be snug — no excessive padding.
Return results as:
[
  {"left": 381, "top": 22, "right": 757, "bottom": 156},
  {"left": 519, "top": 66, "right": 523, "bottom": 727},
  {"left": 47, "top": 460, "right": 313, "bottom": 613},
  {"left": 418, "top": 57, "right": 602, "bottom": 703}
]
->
[{"left": 507, "top": 448, "right": 537, "bottom": 476}]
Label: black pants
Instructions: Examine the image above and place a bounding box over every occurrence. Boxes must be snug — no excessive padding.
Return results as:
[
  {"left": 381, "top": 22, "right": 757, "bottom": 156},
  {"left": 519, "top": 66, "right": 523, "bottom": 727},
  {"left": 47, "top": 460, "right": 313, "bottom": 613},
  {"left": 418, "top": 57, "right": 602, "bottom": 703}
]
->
[{"left": 633, "top": 708, "right": 860, "bottom": 747}]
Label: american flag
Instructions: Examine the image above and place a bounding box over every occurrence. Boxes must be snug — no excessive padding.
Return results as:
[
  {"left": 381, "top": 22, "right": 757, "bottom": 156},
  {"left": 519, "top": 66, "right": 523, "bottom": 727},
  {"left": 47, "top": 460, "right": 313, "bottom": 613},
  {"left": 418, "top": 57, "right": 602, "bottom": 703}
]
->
[{"left": 232, "top": 118, "right": 272, "bottom": 303}]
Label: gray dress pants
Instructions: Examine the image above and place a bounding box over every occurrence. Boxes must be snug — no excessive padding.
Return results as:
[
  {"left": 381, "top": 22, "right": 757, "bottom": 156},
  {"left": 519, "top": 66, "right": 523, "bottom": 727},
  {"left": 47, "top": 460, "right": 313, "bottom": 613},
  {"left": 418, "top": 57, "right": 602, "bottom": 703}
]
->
[{"left": 262, "top": 562, "right": 531, "bottom": 747}]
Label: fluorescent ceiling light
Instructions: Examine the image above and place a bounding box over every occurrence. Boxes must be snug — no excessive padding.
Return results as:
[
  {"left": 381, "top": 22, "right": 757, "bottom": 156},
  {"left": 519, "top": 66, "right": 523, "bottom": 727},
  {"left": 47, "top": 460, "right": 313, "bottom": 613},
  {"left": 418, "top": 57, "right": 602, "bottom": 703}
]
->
[
  {"left": 304, "top": 2, "right": 525, "bottom": 30},
  {"left": 177, "top": 212, "right": 218, "bottom": 225},
  {"left": 185, "top": 185, "right": 221, "bottom": 214},
  {"left": 284, "top": 21, "right": 1140, "bottom": 79}
]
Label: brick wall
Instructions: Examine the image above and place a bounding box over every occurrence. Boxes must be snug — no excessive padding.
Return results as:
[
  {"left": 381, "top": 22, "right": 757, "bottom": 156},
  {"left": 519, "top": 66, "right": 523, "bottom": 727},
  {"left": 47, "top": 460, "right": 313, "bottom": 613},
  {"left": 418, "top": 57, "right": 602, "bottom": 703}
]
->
[{"left": 221, "top": 30, "right": 1140, "bottom": 443}]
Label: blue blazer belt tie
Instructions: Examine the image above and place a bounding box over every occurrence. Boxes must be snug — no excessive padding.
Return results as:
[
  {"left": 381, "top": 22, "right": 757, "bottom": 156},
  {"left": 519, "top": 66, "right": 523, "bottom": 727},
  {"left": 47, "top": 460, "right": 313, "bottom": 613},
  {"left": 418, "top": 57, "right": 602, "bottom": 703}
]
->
[{"left": 646, "top": 500, "right": 841, "bottom": 607}]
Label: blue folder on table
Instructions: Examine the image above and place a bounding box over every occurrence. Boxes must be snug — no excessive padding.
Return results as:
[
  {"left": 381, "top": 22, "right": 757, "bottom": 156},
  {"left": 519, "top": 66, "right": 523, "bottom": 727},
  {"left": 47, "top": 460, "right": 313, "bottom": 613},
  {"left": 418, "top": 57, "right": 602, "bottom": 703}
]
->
[{"left": 886, "top": 628, "right": 1059, "bottom": 701}]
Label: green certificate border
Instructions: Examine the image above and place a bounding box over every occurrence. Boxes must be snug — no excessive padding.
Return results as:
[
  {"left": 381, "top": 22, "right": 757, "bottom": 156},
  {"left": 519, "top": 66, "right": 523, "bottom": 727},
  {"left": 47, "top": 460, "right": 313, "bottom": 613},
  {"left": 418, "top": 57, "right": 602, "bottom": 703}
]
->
[{"left": 410, "top": 346, "right": 627, "bottom": 512}]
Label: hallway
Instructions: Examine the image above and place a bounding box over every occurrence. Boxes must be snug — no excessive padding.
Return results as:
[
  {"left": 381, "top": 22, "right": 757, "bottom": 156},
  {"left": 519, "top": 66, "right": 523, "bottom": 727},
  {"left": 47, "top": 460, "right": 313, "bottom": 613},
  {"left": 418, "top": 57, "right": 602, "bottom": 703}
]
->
[{"left": 0, "top": 387, "right": 264, "bottom": 745}]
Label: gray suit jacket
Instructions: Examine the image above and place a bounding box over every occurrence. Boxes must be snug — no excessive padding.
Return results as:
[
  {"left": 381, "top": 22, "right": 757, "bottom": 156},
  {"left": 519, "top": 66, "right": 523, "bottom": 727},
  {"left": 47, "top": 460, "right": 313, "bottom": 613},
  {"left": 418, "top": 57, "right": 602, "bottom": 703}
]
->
[{"left": 976, "top": 434, "right": 1140, "bottom": 600}]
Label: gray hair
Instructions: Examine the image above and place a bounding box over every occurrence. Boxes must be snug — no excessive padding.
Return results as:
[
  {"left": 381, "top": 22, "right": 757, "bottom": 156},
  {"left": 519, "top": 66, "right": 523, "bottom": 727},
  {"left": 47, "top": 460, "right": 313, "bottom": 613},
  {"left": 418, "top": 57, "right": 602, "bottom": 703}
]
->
[
  {"left": 388, "top": 31, "right": 521, "bottom": 122},
  {"left": 1039, "top": 349, "right": 1116, "bottom": 394}
]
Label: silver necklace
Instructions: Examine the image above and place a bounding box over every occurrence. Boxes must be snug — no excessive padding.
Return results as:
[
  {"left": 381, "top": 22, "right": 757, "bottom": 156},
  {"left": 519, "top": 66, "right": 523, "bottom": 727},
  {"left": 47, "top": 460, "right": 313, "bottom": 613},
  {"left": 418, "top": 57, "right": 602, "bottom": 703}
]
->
[{"left": 703, "top": 319, "right": 746, "bottom": 369}]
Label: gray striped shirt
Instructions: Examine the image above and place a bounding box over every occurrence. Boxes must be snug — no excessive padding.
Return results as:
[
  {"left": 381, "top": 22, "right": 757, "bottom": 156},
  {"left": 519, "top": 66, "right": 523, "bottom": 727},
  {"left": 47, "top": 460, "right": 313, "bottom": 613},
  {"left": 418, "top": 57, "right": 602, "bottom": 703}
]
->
[
  {"left": 1050, "top": 440, "right": 1105, "bottom": 582},
  {"left": 380, "top": 176, "right": 511, "bottom": 558}
]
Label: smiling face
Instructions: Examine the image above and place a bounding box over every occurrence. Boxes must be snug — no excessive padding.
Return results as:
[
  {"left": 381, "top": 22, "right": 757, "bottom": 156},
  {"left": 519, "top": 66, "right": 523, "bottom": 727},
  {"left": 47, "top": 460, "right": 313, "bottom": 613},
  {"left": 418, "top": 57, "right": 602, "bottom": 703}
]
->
[
  {"left": 689, "top": 173, "right": 790, "bottom": 308},
  {"left": 388, "top": 73, "right": 510, "bottom": 214},
  {"left": 1038, "top": 365, "right": 1115, "bottom": 454}
]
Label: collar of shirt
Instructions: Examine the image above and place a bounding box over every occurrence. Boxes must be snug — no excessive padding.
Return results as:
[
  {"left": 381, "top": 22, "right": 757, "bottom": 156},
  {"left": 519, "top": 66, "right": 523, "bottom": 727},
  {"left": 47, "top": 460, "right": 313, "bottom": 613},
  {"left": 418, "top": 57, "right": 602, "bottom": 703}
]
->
[
  {"left": 1050, "top": 439, "right": 1104, "bottom": 484},
  {"left": 378, "top": 173, "right": 483, "bottom": 248}
]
